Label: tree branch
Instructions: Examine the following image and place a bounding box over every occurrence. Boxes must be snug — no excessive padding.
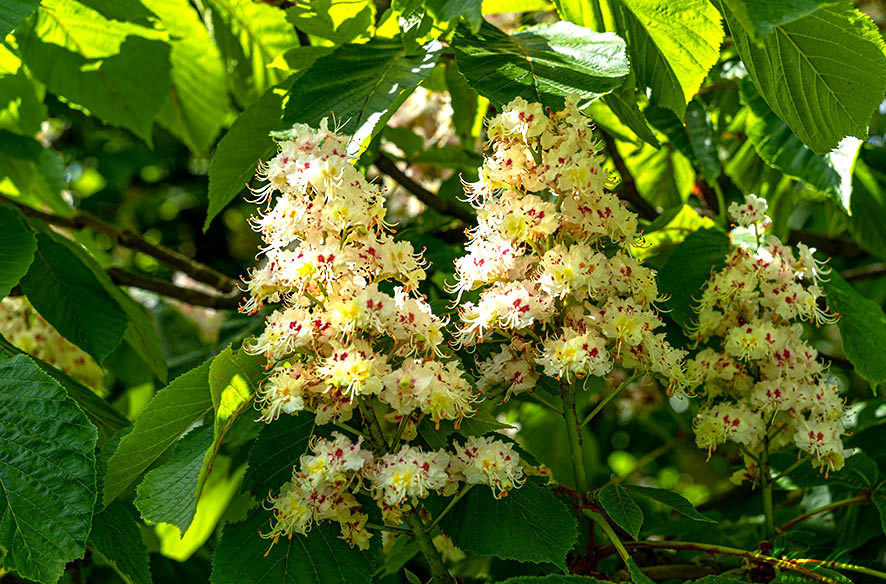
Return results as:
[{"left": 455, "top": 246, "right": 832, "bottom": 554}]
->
[
  {"left": 841, "top": 262, "right": 886, "bottom": 282},
  {"left": 4, "top": 195, "right": 238, "bottom": 292},
  {"left": 599, "top": 131, "right": 660, "bottom": 222},
  {"left": 374, "top": 154, "right": 476, "bottom": 225},
  {"left": 106, "top": 268, "right": 241, "bottom": 310}
]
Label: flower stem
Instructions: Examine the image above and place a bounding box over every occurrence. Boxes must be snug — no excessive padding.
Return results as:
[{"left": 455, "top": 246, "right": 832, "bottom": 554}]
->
[
  {"left": 584, "top": 509, "right": 630, "bottom": 566},
  {"left": 793, "top": 557, "right": 886, "bottom": 581},
  {"left": 580, "top": 374, "right": 638, "bottom": 428},
  {"left": 562, "top": 382, "right": 589, "bottom": 493},
  {"left": 761, "top": 437, "right": 775, "bottom": 539},
  {"left": 427, "top": 484, "right": 474, "bottom": 531},
  {"left": 774, "top": 492, "right": 869, "bottom": 535}
]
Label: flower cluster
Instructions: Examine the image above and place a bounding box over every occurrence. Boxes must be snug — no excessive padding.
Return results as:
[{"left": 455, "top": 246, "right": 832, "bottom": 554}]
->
[
  {"left": 689, "top": 195, "right": 847, "bottom": 475},
  {"left": 449, "top": 96, "right": 687, "bottom": 397},
  {"left": 242, "top": 120, "right": 476, "bottom": 427},
  {"left": 265, "top": 433, "right": 524, "bottom": 548},
  {"left": 0, "top": 297, "right": 104, "bottom": 391}
]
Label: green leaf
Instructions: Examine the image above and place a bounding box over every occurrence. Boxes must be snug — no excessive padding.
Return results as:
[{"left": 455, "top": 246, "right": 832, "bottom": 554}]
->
[
  {"left": 439, "top": 480, "right": 578, "bottom": 570},
  {"left": 134, "top": 424, "right": 213, "bottom": 533},
  {"left": 413, "top": 146, "right": 483, "bottom": 169},
  {"left": 824, "top": 271, "right": 886, "bottom": 391},
  {"left": 17, "top": 0, "right": 172, "bottom": 143},
  {"left": 727, "top": 0, "right": 826, "bottom": 40},
  {"left": 688, "top": 577, "right": 746, "bottom": 584},
  {"left": 102, "top": 359, "right": 213, "bottom": 506},
  {"left": 426, "top": 0, "right": 483, "bottom": 32},
  {"left": 848, "top": 160, "right": 886, "bottom": 260},
  {"left": 626, "top": 557, "right": 655, "bottom": 584},
  {"left": 197, "top": 345, "right": 264, "bottom": 496},
  {"left": 0, "top": 130, "right": 68, "bottom": 216},
  {"left": 740, "top": 78, "right": 859, "bottom": 207},
  {"left": 617, "top": 139, "right": 695, "bottom": 209},
  {"left": 279, "top": 37, "right": 442, "bottom": 155},
  {"left": 244, "top": 413, "right": 315, "bottom": 497},
  {"left": 89, "top": 501, "right": 152, "bottom": 584},
  {"left": 0, "top": 46, "right": 47, "bottom": 135},
  {"left": 874, "top": 494, "right": 886, "bottom": 537},
  {"left": 0, "top": 0, "right": 38, "bottom": 36},
  {"left": 828, "top": 451, "right": 879, "bottom": 489},
  {"left": 210, "top": 508, "right": 374, "bottom": 584},
  {"left": 147, "top": 0, "right": 231, "bottom": 154},
  {"left": 20, "top": 232, "right": 127, "bottom": 363},
  {"left": 285, "top": 0, "right": 373, "bottom": 44},
  {"left": 597, "top": 483, "right": 643, "bottom": 539},
  {"left": 452, "top": 20, "right": 629, "bottom": 110},
  {"left": 657, "top": 227, "right": 730, "bottom": 331},
  {"left": 0, "top": 203, "right": 34, "bottom": 300},
  {"left": 499, "top": 577, "right": 605, "bottom": 584},
  {"left": 0, "top": 354, "right": 98, "bottom": 584},
  {"left": 724, "top": 1, "right": 886, "bottom": 154},
  {"left": 207, "top": 0, "right": 300, "bottom": 107},
  {"left": 601, "top": 83, "right": 661, "bottom": 148},
  {"left": 204, "top": 83, "right": 285, "bottom": 230},
  {"left": 618, "top": 0, "right": 724, "bottom": 117},
  {"left": 621, "top": 484, "right": 716, "bottom": 522},
  {"left": 685, "top": 98, "right": 720, "bottom": 183}
]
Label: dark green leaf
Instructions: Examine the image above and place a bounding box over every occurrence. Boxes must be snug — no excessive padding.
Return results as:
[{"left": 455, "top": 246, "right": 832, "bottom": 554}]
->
[
  {"left": 426, "top": 0, "right": 483, "bottom": 31},
  {"left": 824, "top": 271, "right": 886, "bottom": 391},
  {"left": 657, "top": 228, "right": 730, "bottom": 331},
  {"left": 848, "top": 160, "right": 886, "bottom": 260},
  {"left": 89, "top": 501, "right": 152, "bottom": 584},
  {"left": 445, "top": 60, "right": 477, "bottom": 144},
  {"left": 205, "top": 84, "right": 285, "bottom": 230},
  {"left": 597, "top": 483, "right": 644, "bottom": 539},
  {"left": 724, "top": 1, "right": 886, "bottom": 154},
  {"left": 0, "top": 55, "right": 47, "bottom": 135},
  {"left": 279, "top": 38, "right": 442, "bottom": 155},
  {"left": 621, "top": 484, "right": 715, "bottom": 522},
  {"left": 103, "top": 359, "right": 213, "bottom": 506},
  {"left": 20, "top": 232, "right": 127, "bottom": 363},
  {"left": 0, "top": 354, "right": 98, "bottom": 584},
  {"left": 0, "top": 203, "right": 35, "bottom": 300},
  {"left": 17, "top": 0, "right": 172, "bottom": 143},
  {"left": 452, "top": 20, "right": 629, "bottom": 110},
  {"left": 134, "top": 425, "right": 213, "bottom": 533},
  {"left": 413, "top": 146, "right": 483, "bottom": 169},
  {"left": 439, "top": 480, "right": 578, "bottom": 570},
  {"left": 828, "top": 451, "right": 879, "bottom": 489},
  {"left": 0, "top": 130, "right": 68, "bottom": 216},
  {"left": 685, "top": 98, "right": 720, "bottom": 183},
  {"left": 0, "top": 0, "right": 38, "bottom": 37},
  {"left": 244, "top": 413, "right": 315, "bottom": 497},
  {"left": 499, "top": 577, "right": 605, "bottom": 584},
  {"left": 627, "top": 558, "right": 655, "bottom": 584},
  {"left": 618, "top": 0, "right": 724, "bottom": 117},
  {"left": 601, "top": 83, "right": 661, "bottom": 148},
  {"left": 688, "top": 577, "right": 746, "bottom": 584},
  {"left": 210, "top": 508, "right": 374, "bottom": 584},
  {"left": 874, "top": 494, "right": 886, "bottom": 537}
]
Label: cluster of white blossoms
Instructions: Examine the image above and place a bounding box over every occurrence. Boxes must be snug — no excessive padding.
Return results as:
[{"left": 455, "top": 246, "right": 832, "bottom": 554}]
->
[
  {"left": 450, "top": 96, "right": 688, "bottom": 398},
  {"left": 242, "top": 119, "right": 476, "bottom": 427},
  {"left": 689, "top": 194, "right": 848, "bottom": 475},
  {"left": 265, "top": 432, "right": 524, "bottom": 548},
  {"left": 0, "top": 297, "right": 104, "bottom": 391},
  {"left": 243, "top": 121, "right": 528, "bottom": 550}
]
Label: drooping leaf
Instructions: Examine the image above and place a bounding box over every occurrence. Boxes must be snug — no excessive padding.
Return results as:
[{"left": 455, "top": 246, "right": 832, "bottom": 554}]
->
[
  {"left": 146, "top": 0, "right": 231, "bottom": 154},
  {"left": 597, "top": 483, "right": 644, "bottom": 539},
  {"left": 0, "top": 0, "right": 39, "bottom": 36},
  {"left": 621, "top": 484, "right": 716, "bottom": 522},
  {"left": 204, "top": 83, "right": 285, "bottom": 230},
  {"left": 244, "top": 413, "right": 316, "bottom": 497},
  {"left": 740, "top": 78, "right": 859, "bottom": 208},
  {"left": 724, "top": 1, "right": 886, "bottom": 154},
  {"left": 601, "top": 82, "right": 661, "bottom": 148},
  {"left": 452, "top": 20, "right": 629, "bottom": 110},
  {"left": 0, "top": 354, "right": 98, "bottom": 584},
  {"left": 20, "top": 232, "right": 127, "bottom": 363},
  {"left": 726, "top": 0, "right": 824, "bottom": 39},
  {"left": 134, "top": 424, "right": 213, "bottom": 534},
  {"left": 210, "top": 508, "right": 375, "bottom": 584},
  {"left": 89, "top": 501, "right": 152, "bottom": 584},
  {"left": 657, "top": 227, "right": 730, "bottom": 331},
  {"left": 279, "top": 37, "right": 442, "bottom": 155},
  {"left": 197, "top": 345, "right": 264, "bottom": 496},
  {"left": 617, "top": 0, "right": 724, "bottom": 117},
  {"left": 16, "top": 0, "right": 172, "bottom": 143},
  {"left": 102, "top": 359, "right": 213, "bottom": 506},
  {"left": 0, "top": 203, "right": 35, "bottom": 300},
  {"left": 439, "top": 480, "right": 578, "bottom": 570},
  {"left": 206, "top": 0, "right": 299, "bottom": 107},
  {"left": 824, "top": 272, "right": 886, "bottom": 391}
]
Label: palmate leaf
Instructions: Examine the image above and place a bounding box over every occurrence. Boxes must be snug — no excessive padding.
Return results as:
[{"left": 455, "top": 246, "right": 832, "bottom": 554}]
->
[
  {"left": 102, "top": 359, "right": 213, "bottom": 506},
  {"left": 20, "top": 232, "right": 128, "bottom": 363},
  {"left": 452, "top": 20, "right": 629, "bottom": 109},
  {"left": 16, "top": 0, "right": 171, "bottom": 143},
  {"left": 0, "top": 203, "right": 35, "bottom": 300},
  {"left": 724, "top": 0, "right": 886, "bottom": 154},
  {"left": 438, "top": 480, "right": 578, "bottom": 570},
  {"left": 0, "top": 355, "right": 98, "bottom": 584},
  {"left": 279, "top": 37, "right": 442, "bottom": 156},
  {"left": 617, "top": 0, "right": 724, "bottom": 117},
  {"left": 210, "top": 508, "right": 374, "bottom": 584}
]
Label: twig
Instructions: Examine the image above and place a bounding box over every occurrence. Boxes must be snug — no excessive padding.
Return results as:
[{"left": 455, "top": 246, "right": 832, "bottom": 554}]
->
[
  {"left": 374, "top": 154, "right": 476, "bottom": 224},
  {"left": 598, "top": 131, "right": 659, "bottom": 221},
  {"left": 842, "top": 262, "right": 886, "bottom": 282},
  {"left": 107, "top": 268, "right": 241, "bottom": 309},
  {"left": 774, "top": 492, "right": 870, "bottom": 535},
  {"left": 4, "top": 195, "right": 237, "bottom": 292}
]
